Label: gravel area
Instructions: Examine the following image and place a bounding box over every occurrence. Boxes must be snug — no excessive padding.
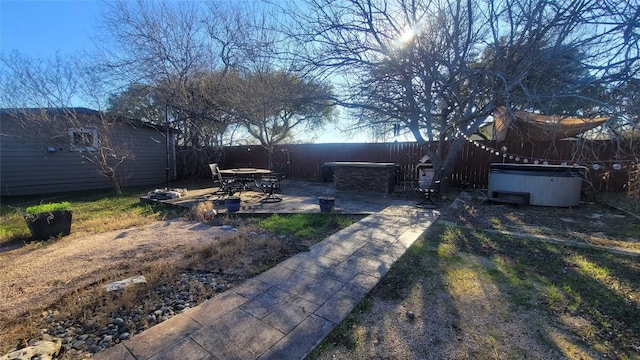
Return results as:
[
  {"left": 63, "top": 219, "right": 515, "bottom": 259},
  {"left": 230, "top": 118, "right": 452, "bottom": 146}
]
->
[
  {"left": 38, "top": 270, "right": 239, "bottom": 358},
  {"left": 0, "top": 219, "right": 254, "bottom": 358}
]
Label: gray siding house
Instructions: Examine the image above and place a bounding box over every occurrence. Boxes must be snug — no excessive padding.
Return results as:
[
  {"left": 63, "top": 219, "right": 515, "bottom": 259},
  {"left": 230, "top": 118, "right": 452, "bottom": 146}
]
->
[{"left": 1, "top": 108, "right": 177, "bottom": 196}]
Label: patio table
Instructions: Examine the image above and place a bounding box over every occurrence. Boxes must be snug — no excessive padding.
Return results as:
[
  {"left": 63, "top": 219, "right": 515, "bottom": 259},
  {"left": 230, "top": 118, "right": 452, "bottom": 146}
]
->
[{"left": 218, "top": 168, "right": 272, "bottom": 191}]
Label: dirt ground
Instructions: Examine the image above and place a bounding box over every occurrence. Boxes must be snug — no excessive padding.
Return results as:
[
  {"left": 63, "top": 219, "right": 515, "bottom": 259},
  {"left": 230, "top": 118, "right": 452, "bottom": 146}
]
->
[{"left": 0, "top": 220, "right": 237, "bottom": 325}]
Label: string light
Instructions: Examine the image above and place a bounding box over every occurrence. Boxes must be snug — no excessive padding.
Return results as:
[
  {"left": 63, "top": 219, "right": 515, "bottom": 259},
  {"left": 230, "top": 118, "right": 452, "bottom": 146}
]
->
[{"left": 454, "top": 127, "right": 636, "bottom": 171}]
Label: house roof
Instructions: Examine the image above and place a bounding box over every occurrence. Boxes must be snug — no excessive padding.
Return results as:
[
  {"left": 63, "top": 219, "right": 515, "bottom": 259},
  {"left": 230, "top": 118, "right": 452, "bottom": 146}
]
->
[{"left": 0, "top": 107, "right": 180, "bottom": 133}]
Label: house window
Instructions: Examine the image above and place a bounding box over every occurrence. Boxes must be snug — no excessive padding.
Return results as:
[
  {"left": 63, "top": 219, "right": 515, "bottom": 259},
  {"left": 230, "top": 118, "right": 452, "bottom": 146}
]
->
[{"left": 69, "top": 128, "right": 98, "bottom": 151}]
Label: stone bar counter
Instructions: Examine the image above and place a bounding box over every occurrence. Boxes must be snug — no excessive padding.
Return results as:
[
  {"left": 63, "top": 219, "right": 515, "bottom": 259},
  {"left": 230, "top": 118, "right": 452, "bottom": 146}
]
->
[{"left": 324, "top": 162, "right": 397, "bottom": 193}]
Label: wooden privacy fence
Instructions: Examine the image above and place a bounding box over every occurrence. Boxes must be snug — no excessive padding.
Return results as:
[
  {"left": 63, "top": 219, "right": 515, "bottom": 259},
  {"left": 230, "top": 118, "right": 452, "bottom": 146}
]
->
[{"left": 178, "top": 141, "right": 636, "bottom": 192}]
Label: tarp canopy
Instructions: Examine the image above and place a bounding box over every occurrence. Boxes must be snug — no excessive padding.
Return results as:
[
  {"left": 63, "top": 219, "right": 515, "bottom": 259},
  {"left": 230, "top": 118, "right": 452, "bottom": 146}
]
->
[{"left": 493, "top": 106, "right": 610, "bottom": 142}]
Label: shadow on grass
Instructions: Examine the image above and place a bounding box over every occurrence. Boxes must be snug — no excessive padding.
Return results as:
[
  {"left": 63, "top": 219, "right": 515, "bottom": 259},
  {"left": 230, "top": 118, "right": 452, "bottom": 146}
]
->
[
  {"left": 309, "top": 219, "right": 639, "bottom": 359},
  {"left": 0, "top": 236, "right": 33, "bottom": 253},
  {"left": 455, "top": 226, "right": 640, "bottom": 358}
]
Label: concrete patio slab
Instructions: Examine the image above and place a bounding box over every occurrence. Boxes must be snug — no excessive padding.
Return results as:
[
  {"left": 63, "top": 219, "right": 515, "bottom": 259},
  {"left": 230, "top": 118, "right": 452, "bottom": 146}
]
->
[{"left": 141, "top": 179, "right": 419, "bottom": 215}]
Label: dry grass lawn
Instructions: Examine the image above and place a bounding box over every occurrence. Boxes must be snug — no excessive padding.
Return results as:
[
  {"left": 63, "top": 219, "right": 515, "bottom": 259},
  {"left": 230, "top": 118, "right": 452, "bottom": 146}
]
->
[{"left": 310, "top": 195, "right": 640, "bottom": 360}]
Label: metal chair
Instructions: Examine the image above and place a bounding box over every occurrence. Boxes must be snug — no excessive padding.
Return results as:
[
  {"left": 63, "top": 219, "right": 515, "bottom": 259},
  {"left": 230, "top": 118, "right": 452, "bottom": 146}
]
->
[
  {"left": 257, "top": 175, "right": 282, "bottom": 203},
  {"left": 415, "top": 168, "right": 444, "bottom": 208},
  {"left": 209, "top": 163, "right": 243, "bottom": 196},
  {"left": 271, "top": 163, "right": 286, "bottom": 189}
]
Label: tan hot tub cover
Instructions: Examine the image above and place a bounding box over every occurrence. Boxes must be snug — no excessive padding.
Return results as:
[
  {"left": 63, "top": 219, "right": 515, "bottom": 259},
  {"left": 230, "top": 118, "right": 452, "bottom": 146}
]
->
[{"left": 492, "top": 106, "right": 610, "bottom": 142}]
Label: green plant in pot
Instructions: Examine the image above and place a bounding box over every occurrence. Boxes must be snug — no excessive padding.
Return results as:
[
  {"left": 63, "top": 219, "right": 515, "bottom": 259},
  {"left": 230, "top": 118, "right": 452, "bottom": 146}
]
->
[
  {"left": 23, "top": 202, "right": 73, "bottom": 240},
  {"left": 224, "top": 196, "right": 242, "bottom": 213}
]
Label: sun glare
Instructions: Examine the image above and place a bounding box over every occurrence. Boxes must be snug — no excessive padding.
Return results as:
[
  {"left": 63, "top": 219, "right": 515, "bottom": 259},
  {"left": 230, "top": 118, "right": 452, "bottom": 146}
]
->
[{"left": 399, "top": 27, "right": 415, "bottom": 44}]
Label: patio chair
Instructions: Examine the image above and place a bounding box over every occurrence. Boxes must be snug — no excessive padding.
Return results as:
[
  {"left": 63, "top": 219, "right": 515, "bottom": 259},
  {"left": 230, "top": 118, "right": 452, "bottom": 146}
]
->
[
  {"left": 209, "top": 163, "right": 242, "bottom": 196},
  {"left": 415, "top": 168, "right": 444, "bottom": 208},
  {"left": 272, "top": 163, "right": 286, "bottom": 189},
  {"left": 257, "top": 175, "right": 282, "bottom": 203}
]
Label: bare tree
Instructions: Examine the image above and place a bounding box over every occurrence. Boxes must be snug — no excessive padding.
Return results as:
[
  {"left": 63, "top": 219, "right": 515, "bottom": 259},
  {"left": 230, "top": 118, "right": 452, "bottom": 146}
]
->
[
  {"left": 230, "top": 70, "right": 335, "bottom": 167},
  {"left": 283, "top": 0, "right": 638, "bottom": 181},
  {"left": 107, "top": 83, "right": 162, "bottom": 123},
  {"left": 0, "top": 51, "right": 130, "bottom": 194},
  {"left": 95, "top": 0, "right": 214, "bottom": 87},
  {"left": 97, "top": 0, "right": 335, "bottom": 154}
]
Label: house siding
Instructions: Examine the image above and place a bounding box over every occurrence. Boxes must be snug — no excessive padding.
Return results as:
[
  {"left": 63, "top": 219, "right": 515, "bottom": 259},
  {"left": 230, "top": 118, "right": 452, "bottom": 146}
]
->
[{"left": 1, "top": 110, "right": 176, "bottom": 196}]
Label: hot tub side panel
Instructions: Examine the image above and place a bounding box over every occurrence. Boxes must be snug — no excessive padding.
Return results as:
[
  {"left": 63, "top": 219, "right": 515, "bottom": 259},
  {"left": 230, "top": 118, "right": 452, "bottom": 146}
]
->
[{"left": 488, "top": 165, "right": 585, "bottom": 207}]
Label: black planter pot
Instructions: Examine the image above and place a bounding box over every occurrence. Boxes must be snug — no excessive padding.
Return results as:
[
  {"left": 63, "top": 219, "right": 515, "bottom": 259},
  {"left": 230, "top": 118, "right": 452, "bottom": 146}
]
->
[
  {"left": 318, "top": 196, "right": 335, "bottom": 212},
  {"left": 24, "top": 210, "right": 73, "bottom": 240},
  {"left": 224, "top": 198, "right": 241, "bottom": 213}
]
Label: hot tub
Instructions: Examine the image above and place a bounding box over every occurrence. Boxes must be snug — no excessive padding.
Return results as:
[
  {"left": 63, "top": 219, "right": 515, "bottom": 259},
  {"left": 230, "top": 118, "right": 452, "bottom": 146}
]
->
[{"left": 488, "top": 163, "right": 587, "bottom": 207}]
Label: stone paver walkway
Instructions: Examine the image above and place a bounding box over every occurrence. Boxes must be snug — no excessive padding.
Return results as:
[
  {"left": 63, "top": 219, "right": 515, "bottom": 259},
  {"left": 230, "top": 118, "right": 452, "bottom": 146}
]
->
[{"left": 95, "top": 205, "right": 439, "bottom": 360}]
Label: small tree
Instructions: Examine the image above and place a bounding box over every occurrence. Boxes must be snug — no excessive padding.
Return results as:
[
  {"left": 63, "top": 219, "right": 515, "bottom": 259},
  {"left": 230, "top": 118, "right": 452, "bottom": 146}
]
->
[{"left": 233, "top": 70, "right": 335, "bottom": 167}]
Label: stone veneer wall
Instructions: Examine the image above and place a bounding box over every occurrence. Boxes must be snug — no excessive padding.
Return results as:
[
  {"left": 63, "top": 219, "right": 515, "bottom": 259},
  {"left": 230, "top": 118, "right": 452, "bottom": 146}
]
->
[{"left": 332, "top": 166, "right": 396, "bottom": 193}]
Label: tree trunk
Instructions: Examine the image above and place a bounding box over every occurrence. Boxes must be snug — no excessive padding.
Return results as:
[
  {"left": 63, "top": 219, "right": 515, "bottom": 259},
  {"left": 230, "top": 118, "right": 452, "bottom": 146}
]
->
[{"left": 108, "top": 175, "right": 123, "bottom": 195}]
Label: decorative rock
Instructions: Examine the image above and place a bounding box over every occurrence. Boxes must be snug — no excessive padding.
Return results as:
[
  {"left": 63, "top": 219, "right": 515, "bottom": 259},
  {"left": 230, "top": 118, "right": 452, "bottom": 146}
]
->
[
  {"left": 103, "top": 275, "right": 147, "bottom": 292},
  {"left": 0, "top": 336, "right": 62, "bottom": 360},
  {"left": 458, "top": 191, "right": 473, "bottom": 202},
  {"left": 220, "top": 225, "right": 233, "bottom": 230},
  {"left": 101, "top": 335, "right": 113, "bottom": 343},
  {"left": 71, "top": 340, "right": 85, "bottom": 350},
  {"left": 88, "top": 345, "right": 103, "bottom": 353},
  {"left": 3, "top": 270, "right": 235, "bottom": 357},
  {"left": 204, "top": 209, "right": 217, "bottom": 221},
  {"left": 449, "top": 198, "right": 467, "bottom": 211},
  {"left": 406, "top": 311, "right": 415, "bottom": 320}
]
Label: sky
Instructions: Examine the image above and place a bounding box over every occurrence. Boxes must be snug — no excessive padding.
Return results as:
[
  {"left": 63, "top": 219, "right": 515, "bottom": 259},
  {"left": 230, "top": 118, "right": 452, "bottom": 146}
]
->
[
  {"left": 0, "top": 0, "right": 382, "bottom": 143},
  {"left": 0, "top": 0, "right": 100, "bottom": 58}
]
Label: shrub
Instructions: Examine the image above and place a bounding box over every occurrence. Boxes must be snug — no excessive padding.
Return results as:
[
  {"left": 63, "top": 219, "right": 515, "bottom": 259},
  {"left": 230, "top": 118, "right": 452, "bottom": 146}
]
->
[{"left": 25, "top": 202, "right": 72, "bottom": 214}]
